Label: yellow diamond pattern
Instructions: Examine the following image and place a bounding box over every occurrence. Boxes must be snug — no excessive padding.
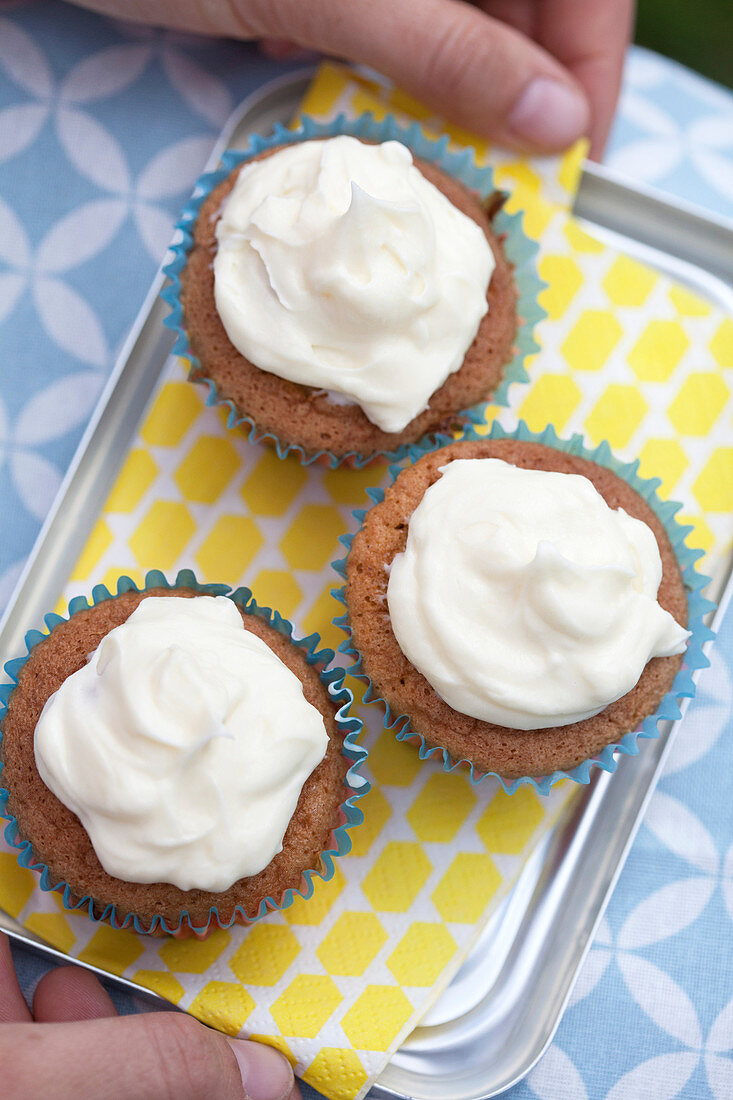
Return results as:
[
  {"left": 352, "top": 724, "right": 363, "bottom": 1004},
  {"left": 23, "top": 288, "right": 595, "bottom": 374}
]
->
[
  {"left": 102, "top": 565, "right": 145, "bottom": 592},
  {"left": 432, "top": 854, "right": 502, "bottom": 922},
  {"left": 281, "top": 504, "right": 345, "bottom": 570},
  {"left": 670, "top": 285, "right": 712, "bottom": 317},
  {"left": 188, "top": 981, "right": 255, "bottom": 1035},
  {"left": 563, "top": 220, "right": 605, "bottom": 252},
  {"left": 667, "top": 374, "right": 729, "bottom": 436},
  {"left": 710, "top": 319, "right": 733, "bottom": 367},
  {"left": 142, "top": 380, "right": 202, "bottom": 446},
  {"left": 284, "top": 867, "right": 346, "bottom": 926},
  {"left": 407, "top": 773, "right": 476, "bottom": 843},
  {"left": 196, "top": 515, "right": 263, "bottom": 582},
  {"left": 0, "top": 854, "right": 35, "bottom": 918},
  {"left": 129, "top": 500, "right": 195, "bottom": 569},
  {"left": 303, "top": 1049, "right": 368, "bottom": 1100},
  {"left": 341, "top": 986, "right": 413, "bottom": 1051},
  {"left": 347, "top": 786, "right": 392, "bottom": 857},
  {"left": 78, "top": 927, "right": 144, "bottom": 976},
  {"left": 508, "top": 187, "right": 555, "bottom": 240},
  {"left": 369, "top": 731, "right": 422, "bottom": 787},
  {"left": 229, "top": 925, "right": 300, "bottom": 985},
  {"left": 24, "top": 911, "right": 75, "bottom": 953},
  {"left": 603, "top": 254, "right": 656, "bottom": 307},
  {"left": 629, "top": 321, "right": 689, "bottom": 382},
  {"left": 175, "top": 435, "right": 240, "bottom": 503},
  {"left": 317, "top": 912, "right": 388, "bottom": 976},
  {"left": 476, "top": 788, "right": 545, "bottom": 854},
  {"left": 271, "top": 975, "right": 343, "bottom": 1038},
  {"left": 105, "top": 449, "right": 158, "bottom": 513},
  {"left": 387, "top": 922, "right": 457, "bottom": 985},
  {"left": 323, "top": 464, "right": 385, "bottom": 506},
  {"left": 302, "top": 586, "right": 344, "bottom": 653},
  {"left": 5, "top": 60, "right": 732, "bottom": 1100},
  {"left": 693, "top": 449, "right": 733, "bottom": 512},
  {"left": 561, "top": 310, "right": 623, "bottom": 372},
  {"left": 638, "top": 439, "right": 689, "bottom": 497},
  {"left": 519, "top": 374, "right": 582, "bottom": 433},
  {"left": 133, "top": 969, "right": 186, "bottom": 1004},
  {"left": 362, "top": 843, "right": 432, "bottom": 912},
  {"left": 679, "top": 514, "right": 714, "bottom": 555},
  {"left": 586, "top": 384, "right": 649, "bottom": 449},
  {"left": 252, "top": 568, "right": 302, "bottom": 617},
  {"left": 241, "top": 449, "right": 307, "bottom": 515},
  {"left": 159, "top": 927, "right": 231, "bottom": 973},
  {"left": 539, "top": 256, "right": 583, "bottom": 319}
]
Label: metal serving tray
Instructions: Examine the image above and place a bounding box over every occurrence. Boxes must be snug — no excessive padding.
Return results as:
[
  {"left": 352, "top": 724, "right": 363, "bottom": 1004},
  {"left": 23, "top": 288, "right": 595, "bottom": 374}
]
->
[{"left": 1, "top": 70, "right": 732, "bottom": 1100}]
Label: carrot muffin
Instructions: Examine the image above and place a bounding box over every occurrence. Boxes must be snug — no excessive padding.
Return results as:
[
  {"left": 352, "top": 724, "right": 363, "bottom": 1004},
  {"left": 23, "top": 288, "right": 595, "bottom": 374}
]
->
[
  {"left": 0, "top": 587, "right": 354, "bottom": 932},
  {"left": 343, "top": 439, "right": 690, "bottom": 779},
  {"left": 179, "top": 135, "right": 518, "bottom": 461}
]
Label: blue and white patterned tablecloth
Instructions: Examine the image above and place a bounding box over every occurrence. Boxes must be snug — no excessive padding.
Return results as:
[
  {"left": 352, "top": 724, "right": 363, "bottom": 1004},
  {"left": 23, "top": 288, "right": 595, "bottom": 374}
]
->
[{"left": 1, "top": 4, "right": 732, "bottom": 1098}]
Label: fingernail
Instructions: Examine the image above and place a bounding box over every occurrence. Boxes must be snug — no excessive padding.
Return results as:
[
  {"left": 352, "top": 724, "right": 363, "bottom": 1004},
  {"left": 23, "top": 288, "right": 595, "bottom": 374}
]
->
[
  {"left": 508, "top": 77, "right": 589, "bottom": 149},
  {"left": 227, "top": 1039, "right": 294, "bottom": 1100}
]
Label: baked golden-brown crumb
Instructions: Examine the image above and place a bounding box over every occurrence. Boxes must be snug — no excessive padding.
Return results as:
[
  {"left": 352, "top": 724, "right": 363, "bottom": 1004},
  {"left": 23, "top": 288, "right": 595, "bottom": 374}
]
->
[
  {"left": 180, "top": 143, "right": 519, "bottom": 460},
  {"left": 345, "top": 440, "right": 688, "bottom": 778},
  {"left": 1, "top": 588, "right": 349, "bottom": 928}
]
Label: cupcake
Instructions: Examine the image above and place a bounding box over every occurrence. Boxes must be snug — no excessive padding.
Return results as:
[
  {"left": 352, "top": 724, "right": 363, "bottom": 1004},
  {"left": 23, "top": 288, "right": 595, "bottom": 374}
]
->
[
  {"left": 0, "top": 576, "right": 365, "bottom": 935},
  {"left": 170, "top": 126, "right": 522, "bottom": 465},
  {"left": 338, "top": 435, "right": 693, "bottom": 782}
]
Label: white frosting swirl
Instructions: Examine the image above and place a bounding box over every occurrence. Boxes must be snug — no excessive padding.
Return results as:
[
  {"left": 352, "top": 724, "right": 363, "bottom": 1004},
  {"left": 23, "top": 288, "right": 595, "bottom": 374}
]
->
[
  {"left": 387, "top": 459, "right": 689, "bottom": 730},
  {"left": 34, "top": 596, "right": 329, "bottom": 891},
  {"left": 213, "top": 136, "right": 495, "bottom": 433}
]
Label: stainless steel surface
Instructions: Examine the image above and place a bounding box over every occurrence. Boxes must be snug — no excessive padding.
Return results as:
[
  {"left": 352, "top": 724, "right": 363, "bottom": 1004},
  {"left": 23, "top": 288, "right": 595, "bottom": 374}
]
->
[
  {"left": 575, "top": 162, "right": 733, "bottom": 294},
  {"left": 0, "top": 69, "right": 731, "bottom": 1100}
]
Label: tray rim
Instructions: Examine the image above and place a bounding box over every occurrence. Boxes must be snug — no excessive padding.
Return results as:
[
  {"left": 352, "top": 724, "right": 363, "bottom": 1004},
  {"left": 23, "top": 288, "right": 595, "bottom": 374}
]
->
[{"left": 0, "top": 67, "right": 731, "bottom": 1100}]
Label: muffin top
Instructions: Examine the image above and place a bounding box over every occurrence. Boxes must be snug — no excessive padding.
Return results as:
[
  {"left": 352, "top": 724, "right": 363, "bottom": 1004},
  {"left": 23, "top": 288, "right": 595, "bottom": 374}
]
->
[
  {"left": 33, "top": 595, "right": 329, "bottom": 892},
  {"left": 345, "top": 439, "right": 689, "bottom": 777},
  {"left": 1, "top": 587, "right": 349, "bottom": 926},
  {"left": 182, "top": 142, "right": 517, "bottom": 460},
  {"left": 387, "top": 457, "right": 689, "bottom": 730},
  {"left": 213, "top": 135, "right": 495, "bottom": 432}
]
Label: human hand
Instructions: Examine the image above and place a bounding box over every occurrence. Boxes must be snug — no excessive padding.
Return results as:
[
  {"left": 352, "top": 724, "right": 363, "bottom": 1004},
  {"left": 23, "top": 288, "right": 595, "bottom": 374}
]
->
[
  {"left": 0, "top": 933, "right": 299, "bottom": 1100},
  {"left": 63, "top": 0, "right": 633, "bottom": 158}
]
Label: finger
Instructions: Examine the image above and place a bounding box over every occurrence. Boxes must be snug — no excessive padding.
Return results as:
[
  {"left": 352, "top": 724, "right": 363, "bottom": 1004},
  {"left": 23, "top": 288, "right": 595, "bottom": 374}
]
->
[
  {"left": 532, "top": 0, "right": 635, "bottom": 158},
  {"left": 258, "top": 38, "right": 318, "bottom": 61},
  {"left": 2, "top": 1012, "right": 294, "bottom": 1100},
  {"left": 64, "top": 0, "right": 590, "bottom": 153},
  {"left": 478, "top": 0, "right": 535, "bottom": 38},
  {"left": 33, "top": 965, "right": 118, "bottom": 1022},
  {"left": 268, "top": 0, "right": 591, "bottom": 153},
  {"left": 0, "top": 933, "right": 32, "bottom": 1023}
]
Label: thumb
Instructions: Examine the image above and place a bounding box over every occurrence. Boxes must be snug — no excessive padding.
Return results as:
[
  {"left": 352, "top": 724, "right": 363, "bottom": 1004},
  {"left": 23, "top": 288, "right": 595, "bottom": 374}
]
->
[
  {"left": 5, "top": 1012, "right": 295, "bottom": 1100},
  {"left": 268, "top": 0, "right": 591, "bottom": 153}
]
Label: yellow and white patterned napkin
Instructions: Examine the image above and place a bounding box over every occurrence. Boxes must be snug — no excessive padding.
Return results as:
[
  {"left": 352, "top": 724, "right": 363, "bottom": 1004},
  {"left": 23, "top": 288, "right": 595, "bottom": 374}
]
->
[
  {"left": 0, "top": 370, "right": 574, "bottom": 1098},
  {"left": 0, "top": 64, "right": 730, "bottom": 1100}
]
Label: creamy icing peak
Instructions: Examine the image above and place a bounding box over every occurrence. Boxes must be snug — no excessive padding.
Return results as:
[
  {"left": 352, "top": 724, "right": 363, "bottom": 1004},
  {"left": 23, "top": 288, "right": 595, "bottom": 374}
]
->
[
  {"left": 213, "top": 136, "right": 495, "bottom": 433},
  {"left": 34, "top": 596, "right": 329, "bottom": 892},
  {"left": 387, "top": 459, "right": 689, "bottom": 730}
]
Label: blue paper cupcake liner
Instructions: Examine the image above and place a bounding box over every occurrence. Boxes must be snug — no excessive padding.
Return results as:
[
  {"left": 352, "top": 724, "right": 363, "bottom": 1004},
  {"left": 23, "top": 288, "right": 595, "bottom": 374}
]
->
[
  {"left": 332, "top": 421, "right": 715, "bottom": 796},
  {"left": 162, "top": 111, "right": 546, "bottom": 468},
  {"left": 0, "top": 569, "right": 368, "bottom": 937}
]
